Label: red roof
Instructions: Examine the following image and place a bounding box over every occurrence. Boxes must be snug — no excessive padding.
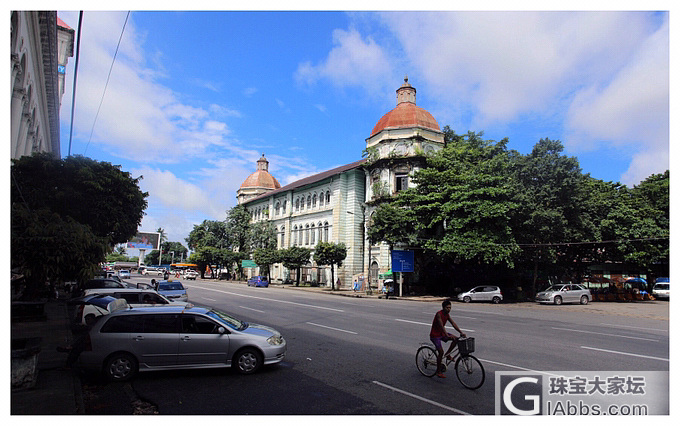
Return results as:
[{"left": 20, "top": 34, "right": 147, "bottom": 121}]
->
[
  {"left": 370, "top": 102, "right": 440, "bottom": 137},
  {"left": 240, "top": 170, "right": 281, "bottom": 190},
  {"left": 57, "top": 16, "right": 71, "bottom": 30}
]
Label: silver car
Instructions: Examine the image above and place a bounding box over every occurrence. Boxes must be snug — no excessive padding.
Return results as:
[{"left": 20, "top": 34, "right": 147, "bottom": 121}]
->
[
  {"left": 79, "top": 305, "right": 286, "bottom": 381},
  {"left": 535, "top": 284, "right": 591, "bottom": 305},
  {"left": 457, "top": 286, "right": 503, "bottom": 304}
]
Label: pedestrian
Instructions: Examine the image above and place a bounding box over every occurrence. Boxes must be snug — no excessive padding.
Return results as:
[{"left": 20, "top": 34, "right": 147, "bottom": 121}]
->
[
  {"left": 57, "top": 314, "right": 101, "bottom": 368},
  {"left": 353, "top": 279, "right": 358, "bottom": 292}
]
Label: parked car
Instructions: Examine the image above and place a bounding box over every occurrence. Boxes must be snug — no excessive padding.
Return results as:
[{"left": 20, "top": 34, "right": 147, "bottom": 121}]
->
[
  {"left": 457, "top": 286, "right": 503, "bottom": 304},
  {"left": 78, "top": 305, "right": 287, "bottom": 381},
  {"left": 535, "top": 284, "right": 592, "bottom": 305},
  {"left": 248, "top": 276, "right": 269, "bottom": 287},
  {"left": 69, "top": 295, "right": 129, "bottom": 327},
  {"left": 155, "top": 280, "right": 188, "bottom": 302},
  {"left": 652, "top": 283, "right": 670, "bottom": 300},
  {"left": 185, "top": 270, "right": 199, "bottom": 280},
  {"left": 140, "top": 267, "right": 164, "bottom": 276},
  {"left": 79, "top": 279, "right": 126, "bottom": 295},
  {"left": 118, "top": 270, "right": 131, "bottom": 279}
]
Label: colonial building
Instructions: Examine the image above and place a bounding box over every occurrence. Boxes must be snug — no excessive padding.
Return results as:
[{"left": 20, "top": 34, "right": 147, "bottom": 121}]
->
[
  {"left": 11, "top": 12, "right": 74, "bottom": 160},
  {"left": 237, "top": 77, "right": 444, "bottom": 289}
]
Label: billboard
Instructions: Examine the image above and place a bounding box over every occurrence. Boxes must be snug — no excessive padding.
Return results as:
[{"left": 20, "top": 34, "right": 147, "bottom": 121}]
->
[
  {"left": 391, "top": 250, "right": 414, "bottom": 272},
  {"left": 126, "top": 231, "right": 161, "bottom": 250}
]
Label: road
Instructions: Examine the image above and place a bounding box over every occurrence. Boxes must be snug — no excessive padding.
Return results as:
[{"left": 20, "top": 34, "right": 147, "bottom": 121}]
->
[{"left": 88, "top": 276, "right": 670, "bottom": 415}]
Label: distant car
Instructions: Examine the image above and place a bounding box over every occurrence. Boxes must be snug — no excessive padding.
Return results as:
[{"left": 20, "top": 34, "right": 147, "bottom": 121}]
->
[
  {"left": 248, "top": 276, "right": 269, "bottom": 287},
  {"left": 141, "top": 267, "right": 164, "bottom": 276},
  {"left": 457, "top": 286, "right": 503, "bottom": 304},
  {"left": 118, "top": 270, "right": 131, "bottom": 279},
  {"left": 185, "top": 270, "right": 199, "bottom": 280},
  {"left": 535, "top": 284, "right": 591, "bottom": 305},
  {"left": 80, "top": 279, "right": 126, "bottom": 295},
  {"left": 156, "top": 280, "right": 188, "bottom": 302},
  {"left": 652, "top": 283, "right": 669, "bottom": 300},
  {"left": 78, "top": 305, "right": 287, "bottom": 381}
]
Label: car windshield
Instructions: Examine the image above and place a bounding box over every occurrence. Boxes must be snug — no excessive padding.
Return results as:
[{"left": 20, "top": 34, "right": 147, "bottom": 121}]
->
[
  {"left": 159, "top": 283, "right": 184, "bottom": 291},
  {"left": 654, "top": 284, "right": 669, "bottom": 290},
  {"left": 206, "top": 309, "right": 247, "bottom": 331}
]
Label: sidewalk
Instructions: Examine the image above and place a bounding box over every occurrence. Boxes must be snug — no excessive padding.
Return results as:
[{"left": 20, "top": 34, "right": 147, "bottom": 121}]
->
[{"left": 11, "top": 298, "right": 83, "bottom": 415}]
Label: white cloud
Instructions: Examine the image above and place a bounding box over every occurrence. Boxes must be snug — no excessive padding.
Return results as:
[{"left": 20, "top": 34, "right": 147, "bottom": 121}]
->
[{"left": 294, "top": 28, "right": 393, "bottom": 92}]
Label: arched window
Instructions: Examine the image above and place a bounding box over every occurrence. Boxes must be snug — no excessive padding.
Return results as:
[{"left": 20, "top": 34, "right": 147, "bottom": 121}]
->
[
  {"left": 280, "top": 225, "right": 285, "bottom": 248},
  {"left": 295, "top": 198, "right": 300, "bottom": 212},
  {"left": 310, "top": 224, "right": 316, "bottom": 245},
  {"left": 275, "top": 201, "right": 280, "bottom": 216},
  {"left": 282, "top": 200, "right": 287, "bottom": 214},
  {"left": 319, "top": 193, "right": 324, "bottom": 207},
  {"left": 312, "top": 194, "right": 317, "bottom": 208},
  {"left": 326, "top": 191, "right": 331, "bottom": 204},
  {"left": 300, "top": 196, "right": 305, "bottom": 210},
  {"left": 324, "top": 221, "right": 330, "bottom": 242},
  {"left": 293, "top": 226, "right": 298, "bottom": 246},
  {"left": 317, "top": 222, "right": 323, "bottom": 242},
  {"left": 305, "top": 224, "right": 310, "bottom": 245},
  {"left": 307, "top": 195, "right": 311, "bottom": 208}
]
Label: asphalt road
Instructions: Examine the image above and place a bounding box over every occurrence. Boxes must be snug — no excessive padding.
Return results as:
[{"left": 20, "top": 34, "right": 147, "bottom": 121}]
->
[{"left": 85, "top": 276, "right": 670, "bottom": 415}]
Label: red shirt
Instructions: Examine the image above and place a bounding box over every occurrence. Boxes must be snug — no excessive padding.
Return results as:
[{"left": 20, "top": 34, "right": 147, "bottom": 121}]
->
[{"left": 430, "top": 309, "right": 450, "bottom": 338}]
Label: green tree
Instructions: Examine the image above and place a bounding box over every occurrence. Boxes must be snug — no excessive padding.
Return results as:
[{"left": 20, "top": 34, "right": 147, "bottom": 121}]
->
[
  {"left": 226, "top": 205, "right": 251, "bottom": 253},
  {"left": 145, "top": 241, "right": 188, "bottom": 265},
  {"left": 253, "top": 247, "right": 281, "bottom": 283},
  {"left": 250, "top": 220, "right": 277, "bottom": 250},
  {"left": 313, "top": 242, "right": 347, "bottom": 290},
  {"left": 186, "top": 220, "right": 228, "bottom": 251},
  {"left": 279, "top": 246, "right": 312, "bottom": 286},
  {"left": 11, "top": 153, "right": 148, "bottom": 295}
]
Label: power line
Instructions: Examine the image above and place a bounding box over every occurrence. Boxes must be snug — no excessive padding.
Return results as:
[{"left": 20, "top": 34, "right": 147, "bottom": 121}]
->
[{"left": 84, "top": 11, "right": 130, "bottom": 156}]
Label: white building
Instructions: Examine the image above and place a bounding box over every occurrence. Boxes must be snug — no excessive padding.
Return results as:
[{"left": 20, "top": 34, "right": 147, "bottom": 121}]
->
[
  {"left": 238, "top": 77, "right": 444, "bottom": 289},
  {"left": 11, "top": 12, "right": 74, "bottom": 160}
]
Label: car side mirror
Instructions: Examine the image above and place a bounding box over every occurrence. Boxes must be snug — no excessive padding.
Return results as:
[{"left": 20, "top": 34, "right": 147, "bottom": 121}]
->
[{"left": 217, "top": 327, "right": 226, "bottom": 334}]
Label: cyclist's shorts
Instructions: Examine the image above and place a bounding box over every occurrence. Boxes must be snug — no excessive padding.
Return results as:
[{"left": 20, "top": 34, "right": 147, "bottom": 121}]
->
[{"left": 430, "top": 336, "right": 452, "bottom": 350}]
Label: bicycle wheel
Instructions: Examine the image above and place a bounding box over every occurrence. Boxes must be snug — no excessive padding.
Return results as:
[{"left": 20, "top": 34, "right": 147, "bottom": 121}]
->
[
  {"left": 415, "top": 346, "right": 438, "bottom": 377},
  {"left": 454, "top": 355, "right": 485, "bottom": 389}
]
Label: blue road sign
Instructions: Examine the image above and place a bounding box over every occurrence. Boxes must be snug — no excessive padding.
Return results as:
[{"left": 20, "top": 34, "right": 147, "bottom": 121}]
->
[{"left": 391, "top": 250, "right": 414, "bottom": 272}]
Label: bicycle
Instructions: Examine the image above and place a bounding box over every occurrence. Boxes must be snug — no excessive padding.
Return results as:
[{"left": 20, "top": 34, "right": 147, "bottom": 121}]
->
[{"left": 415, "top": 337, "right": 485, "bottom": 389}]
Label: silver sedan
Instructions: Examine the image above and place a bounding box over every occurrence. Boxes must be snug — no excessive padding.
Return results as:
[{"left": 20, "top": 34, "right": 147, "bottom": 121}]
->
[{"left": 535, "top": 284, "right": 592, "bottom": 305}]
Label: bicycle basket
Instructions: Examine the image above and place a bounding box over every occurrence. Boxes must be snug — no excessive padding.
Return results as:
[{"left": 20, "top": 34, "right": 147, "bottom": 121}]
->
[{"left": 457, "top": 337, "right": 475, "bottom": 355}]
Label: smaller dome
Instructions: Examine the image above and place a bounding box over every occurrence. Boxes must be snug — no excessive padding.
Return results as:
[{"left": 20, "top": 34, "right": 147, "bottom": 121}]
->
[{"left": 239, "top": 154, "right": 281, "bottom": 190}]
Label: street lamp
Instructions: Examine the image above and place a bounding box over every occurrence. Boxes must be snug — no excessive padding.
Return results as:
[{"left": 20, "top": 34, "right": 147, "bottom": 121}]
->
[
  {"left": 347, "top": 206, "right": 370, "bottom": 294},
  {"left": 170, "top": 251, "right": 175, "bottom": 266}
]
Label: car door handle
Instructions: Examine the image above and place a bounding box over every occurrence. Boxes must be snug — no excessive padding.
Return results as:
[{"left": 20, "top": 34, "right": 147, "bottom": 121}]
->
[
  {"left": 181, "top": 335, "right": 191, "bottom": 341},
  {"left": 133, "top": 336, "right": 145, "bottom": 341}
]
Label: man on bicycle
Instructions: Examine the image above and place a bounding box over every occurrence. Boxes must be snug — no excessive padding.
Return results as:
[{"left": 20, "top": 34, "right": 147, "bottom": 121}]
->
[{"left": 430, "top": 299, "right": 466, "bottom": 378}]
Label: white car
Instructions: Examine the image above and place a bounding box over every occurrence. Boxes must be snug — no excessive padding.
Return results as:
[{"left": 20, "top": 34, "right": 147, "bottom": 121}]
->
[
  {"left": 141, "top": 267, "right": 164, "bottom": 276},
  {"left": 72, "top": 288, "right": 187, "bottom": 325},
  {"left": 118, "top": 270, "right": 131, "bottom": 279},
  {"left": 457, "top": 286, "right": 503, "bottom": 304},
  {"left": 652, "top": 283, "right": 669, "bottom": 300},
  {"left": 185, "top": 270, "right": 199, "bottom": 280}
]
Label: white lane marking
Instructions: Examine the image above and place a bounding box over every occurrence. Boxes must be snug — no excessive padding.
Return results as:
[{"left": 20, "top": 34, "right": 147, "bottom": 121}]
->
[
  {"left": 395, "top": 318, "right": 475, "bottom": 333},
  {"left": 551, "top": 327, "right": 659, "bottom": 342},
  {"left": 239, "top": 306, "right": 265, "bottom": 313},
  {"left": 600, "top": 323, "right": 668, "bottom": 332},
  {"left": 201, "top": 297, "right": 216, "bottom": 301},
  {"left": 478, "top": 358, "right": 559, "bottom": 377},
  {"left": 372, "top": 381, "right": 470, "bottom": 415},
  {"left": 453, "top": 309, "right": 506, "bottom": 316},
  {"left": 306, "top": 322, "right": 357, "bottom": 335},
  {"left": 189, "top": 284, "right": 344, "bottom": 312},
  {"left": 580, "top": 346, "right": 669, "bottom": 362}
]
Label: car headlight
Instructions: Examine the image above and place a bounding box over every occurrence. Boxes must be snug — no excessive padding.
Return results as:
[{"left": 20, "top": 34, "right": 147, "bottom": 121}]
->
[{"left": 267, "top": 335, "right": 284, "bottom": 346}]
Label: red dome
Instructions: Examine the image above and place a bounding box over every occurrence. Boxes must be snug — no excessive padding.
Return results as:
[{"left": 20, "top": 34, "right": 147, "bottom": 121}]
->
[
  {"left": 370, "top": 101, "right": 440, "bottom": 137},
  {"left": 240, "top": 170, "right": 281, "bottom": 190}
]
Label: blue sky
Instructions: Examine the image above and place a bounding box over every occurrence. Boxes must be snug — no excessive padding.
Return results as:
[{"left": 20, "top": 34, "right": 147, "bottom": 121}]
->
[{"left": 54, "top": 7, "right": 670, "bottom": 252}]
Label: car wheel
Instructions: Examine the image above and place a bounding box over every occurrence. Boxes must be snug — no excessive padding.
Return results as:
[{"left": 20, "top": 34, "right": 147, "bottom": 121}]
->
[
  {"left": 234, "top": 348, "right": 263, "bottom": 375},
  {"left": 492, "top": 296, "right": 501, "bottom": 304},
  {"left": 580, "top": 295, "right": 589, "bottom": 305},
  {"left": 463, "top": 296, "right": 472, "bottom": 303},
  {"left": 554, "top": 296, "right": 563, "bottom": 305},
  {"left": 104, "top": 352, "right": 137, "bottom": 381}
]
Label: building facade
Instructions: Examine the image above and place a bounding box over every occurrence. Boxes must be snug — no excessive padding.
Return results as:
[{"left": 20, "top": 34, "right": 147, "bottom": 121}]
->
[
  {"left": 11, "top": 11, "right": 74, "bottom": 160},
  {"left": 238, "top": 77, "right": 444, "bottom": 289}
]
